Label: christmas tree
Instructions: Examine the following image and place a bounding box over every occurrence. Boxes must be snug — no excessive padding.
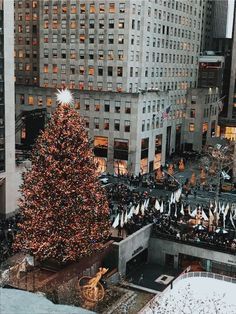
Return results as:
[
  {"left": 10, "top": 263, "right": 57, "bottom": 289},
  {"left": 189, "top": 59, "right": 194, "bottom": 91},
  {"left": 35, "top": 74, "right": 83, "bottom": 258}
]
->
[{"left": 14, "top": 90, "right": 110, "bottom": 263}]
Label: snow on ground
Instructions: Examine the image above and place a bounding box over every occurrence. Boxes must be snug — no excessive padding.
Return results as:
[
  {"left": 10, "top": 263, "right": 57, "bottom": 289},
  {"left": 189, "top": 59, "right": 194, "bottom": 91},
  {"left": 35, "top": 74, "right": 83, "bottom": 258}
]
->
[
  {"left": 142, "top": 277, "right": 236, "bottom": 314},
  {"left": 0, "top": 288, "right": 94, "bottom": 314}
]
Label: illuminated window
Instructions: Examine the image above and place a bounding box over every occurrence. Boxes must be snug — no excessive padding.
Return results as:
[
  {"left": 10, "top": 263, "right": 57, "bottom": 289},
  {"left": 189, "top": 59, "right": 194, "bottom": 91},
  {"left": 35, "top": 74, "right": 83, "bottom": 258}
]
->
[
  {"left": 99, "top": 4, "right": 105, "bottom": 13},
  {"left": 108, "top": 50, "right": 114, "bottom": 60},
  {"left": 28, "top": 96, "right": 34, "bottom": 105},
  {"left": 18, "top": 25, "right": 23, "bottom": 33},
  {"left": 71, "top": 5, "right": 76, "bottom": 14},
  {"left": 80, "top": 3, "right": 86, "bottom": 13},
  {"left": 52, "top": 20, "right": 58, "bottom": 29},
  {"left": 53, "top": 64, "right": 58, "bottom": 73},
  {"left": 18, "top": 50, "right": 24, "bottom": 58},
  {"left": 25, "top": 64, "right": 30, "bottom": 71},
  {"left": 79, "top": 66, "right": 85, "bottom": 75},
  {"left": 33, "top": 13, "right": 37, "bottom": 20},
  {"left": 62, "top": 4, "right": 67, "bottom": 13},
  {"left": 43, "top": 64, "right": 48, "bottom": 73},
  {"left": 80, "top": 34, "right": 85, "bottom": 43},
  {"left": 71, "top": 20, "right": 76, "bottom": 29},
  {"left": 95, "top": 103, "right": 100, "bottom": 111},
  {"left": 118, "top": 19, "right": 125, "bottom": 28},
  {"left": 32, "top": 1, "right": 37, "bottom": 8},
  {"left": 109, "top": 3, "right": 115, "bottom": 13},
  {"left": 90, "top": 4, "right": 95, "bottom": 13},
  {"left": 118, "top": 34, "right": 124, "bottom": 44},
  {"left": 104, "top": 118, "right": 109, "bottom": 130},
  {"left": 46, "top": 97, "right": 52, "bottom": 107},
  {"left": 189, "top": 123, "right": 195, "bottom": 132}
]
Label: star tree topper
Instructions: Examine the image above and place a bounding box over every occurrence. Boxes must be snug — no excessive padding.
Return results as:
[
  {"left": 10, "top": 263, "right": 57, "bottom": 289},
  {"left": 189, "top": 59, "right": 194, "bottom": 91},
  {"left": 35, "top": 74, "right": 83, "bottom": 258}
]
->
[{"left": 56, "top": 88, "right": 74, "bottom": 105}]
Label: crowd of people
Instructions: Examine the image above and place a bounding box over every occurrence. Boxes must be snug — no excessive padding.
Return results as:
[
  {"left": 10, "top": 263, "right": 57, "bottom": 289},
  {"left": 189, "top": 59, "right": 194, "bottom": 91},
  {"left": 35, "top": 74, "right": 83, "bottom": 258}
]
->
[
  {"left": 108, "top": 183, "right": 236, "bottom": 253},
  {"left": 0, "top": 214, "right": 21, "bottom": 264}
]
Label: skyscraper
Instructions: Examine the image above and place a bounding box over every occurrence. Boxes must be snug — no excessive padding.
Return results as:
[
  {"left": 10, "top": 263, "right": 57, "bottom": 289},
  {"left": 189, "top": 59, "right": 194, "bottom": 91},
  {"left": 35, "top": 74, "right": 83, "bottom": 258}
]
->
[
  {"left": 0, "top": 0, "right": 15, "bottom": 216},
  {"left": 15, "top": 0, "right": 203, "bottom": 174}
]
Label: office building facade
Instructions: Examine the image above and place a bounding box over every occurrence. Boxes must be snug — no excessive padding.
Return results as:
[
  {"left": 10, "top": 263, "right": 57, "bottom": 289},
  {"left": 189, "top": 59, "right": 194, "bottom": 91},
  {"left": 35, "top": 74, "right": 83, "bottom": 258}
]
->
[
  {"left": 0, "top": 0, "right": 15, "bottom": 216},
  {"left": 15, "top": 0, "right": 204, "bottom": 174}
]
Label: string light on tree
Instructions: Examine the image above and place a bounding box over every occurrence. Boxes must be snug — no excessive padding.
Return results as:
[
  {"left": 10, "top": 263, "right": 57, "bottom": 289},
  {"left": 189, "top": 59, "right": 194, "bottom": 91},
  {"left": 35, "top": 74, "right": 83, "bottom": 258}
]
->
[{"left": 14, "top": 90, "right": 110, "bottom": 263}]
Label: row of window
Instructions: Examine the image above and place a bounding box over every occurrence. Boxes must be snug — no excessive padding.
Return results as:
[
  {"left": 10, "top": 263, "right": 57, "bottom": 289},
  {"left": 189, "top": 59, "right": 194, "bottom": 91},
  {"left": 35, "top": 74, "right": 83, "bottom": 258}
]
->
[
  {"left": 43, "top": 2, "right": 125, "bottom": 15},
  {"left": 43, "top": 64, "right": 123, "bottom": 77},
  {"left": 43, "top": 33, "right": 125, "bottom": 45},
  {"left": 43, "top": 18, "right": 125, "bottom": 30},
  {"left": 85, "top": 118, "right": 130, "bottom": 132}
]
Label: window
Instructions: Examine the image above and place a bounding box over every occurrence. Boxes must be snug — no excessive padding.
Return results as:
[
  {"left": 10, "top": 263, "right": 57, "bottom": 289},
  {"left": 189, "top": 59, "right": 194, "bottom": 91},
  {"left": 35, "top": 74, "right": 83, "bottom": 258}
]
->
[
  {"left": 70, "top": 65, "right": 75, "bottom": 75},
  {"left": 44, "top": 64, "right": 48, "bottom": 73},
  {"left": 90, "top": 4, "right": 95, "bottom": 13},
  {"left": 61, "top": 64, "right": 66, "bottom": 74},
  {"left": 124, "top": 121, "right": 130, "bottom": 132},
  {"left": 108, "top": 34, "right": 114, "bottom": 44},
  {"left": 108, "top": 66, "right": 113, "bottom": 76},
  {"left": 109, "top": 19, "right": 114, "bottom": 28},
  {"left": 108, "top": 50, "right": 114, "bottom": 60},
  {"left": 99, "top": 19, "right": 105, "bottom": 29},
  {"left": 189, "top": 123, "right": 195, "bottom": 132},
  {"left": 119, "top": 19, "right": 125, "bottom": 28},
  {"left": 46, "top": 97, "right": 52, "bottom": 107},
  {"left": 118, "top": 50, "right": 124, "bottom": 60},
  {"left": 98, "top": 50, "right": 104, "bottom": 60},
  {"left": 94, "top": 118, "right": 99, "bottom": 129},
  {"left": 109, "top": 3, "right": 115, "bottom": 13},
  {"left": 89, "top": 35, "right": 94, "bottom": 43},
  {"left": 119, "top": 3, "right": 125, "bottom": 13},
  {"left": 99, "top": 34, "right": 104, "bottom": 44},
  {"left": 117, "top": 67, "right": 123, "bottom": 77},
  {"left": 98, "top": 67, "right": 103, "bottom": 76},
  {"left": 104, "top": 102, "right": 110, "bottom": 112},
  {"left": 79, "top": 66, "right": 85, "bottom": 75},
  {"left": 80, "top": 3, "right": 86, "bottom": 13},
  {"left": 99, "top": 4, "right": 105, "bottom": 13},
  {"left": 94, "top": 103, "right": 100, "bottom": 111},
  {"left": 80, "top": 34, "right": 85, "bottom": 43},
  {"left": 37, "top": 96, "right": 43, "bottom": 106},
  {"left": 18, "top": 50, "right": 24, "bottom": 58},
  {"left": 104, "top": 118, "right": 109, "bottom": 130},
  {"left": 114, "top": 119, "right": 120, "bottom": 131},
  {"left": 125, "top": 102, "right": 131, "bottom": 114},
  {"left": 190, "top": 109, "right": 196, "bottom": 118},
  {"left": 118, "top": 35, "right": 124, "bottom": 44},
  {"left": 115, "top": 102, "right": 120, "bottom": 113},
  {"left": 28, "top": 96, "right": 34, "bottom": 105},
  {"left": 89, "top": 66, "right": 94, "bottom": 75}
]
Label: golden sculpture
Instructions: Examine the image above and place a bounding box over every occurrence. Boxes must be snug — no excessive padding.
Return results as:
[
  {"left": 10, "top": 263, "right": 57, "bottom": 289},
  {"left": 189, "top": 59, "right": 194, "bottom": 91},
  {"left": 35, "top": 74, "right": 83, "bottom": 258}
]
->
[
  {"left": 168, "top": 164, "right": 174, "bottom": 176},
  {"left": 190, "top": 172, "right": 196, "bottom": 186},
  {"left": 78, "top": 267, "right": 108, "bottom": 309},
  {"left": 179, "top": 158, "right": 185, "bottom": 172}
]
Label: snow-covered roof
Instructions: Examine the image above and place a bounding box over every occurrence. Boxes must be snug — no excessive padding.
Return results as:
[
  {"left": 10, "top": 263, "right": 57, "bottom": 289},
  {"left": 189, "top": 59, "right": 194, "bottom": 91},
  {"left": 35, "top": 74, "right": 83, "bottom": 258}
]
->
[{"left": 0, "top": 288, "right": 94, "bottom": 314}]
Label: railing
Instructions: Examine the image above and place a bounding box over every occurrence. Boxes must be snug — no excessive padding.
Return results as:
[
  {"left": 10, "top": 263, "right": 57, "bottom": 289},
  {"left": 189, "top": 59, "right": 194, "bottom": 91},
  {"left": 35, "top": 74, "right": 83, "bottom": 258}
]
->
[{"left": 152, "top": 230, "right": 236, "bottom": 255}]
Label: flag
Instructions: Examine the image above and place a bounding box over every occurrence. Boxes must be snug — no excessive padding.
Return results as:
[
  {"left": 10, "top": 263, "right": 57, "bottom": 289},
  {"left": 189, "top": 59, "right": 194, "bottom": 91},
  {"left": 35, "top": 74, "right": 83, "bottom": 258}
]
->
[
  {"left": 112, "top": 213, "right": 120, "bottom": 228},
  {"left": 141, "top": 203, "right": 145, "bottom": 215},
  {"left": 168, "top": 202, "right": 171, "bottom": 216},
  {"left": 135, "top": 204, "right": 140, "bottom": 215},
  {"left": 174, "top": 203, "right": 177, "bottom": 217},
  {"left": 155, "top": 199, "right": 160, "bottom": 211},
  {"left": 180, "top": 203, "right": 184, "bottom": 216},
  {"left": 230, "top": 211, "right": 236, "bottom": 229},
  {"left": 160, "top": 201, "right": 164, "bottom": 213},
  {"left": 223, "top": 203, "right": 230, "bottom": 228},
  {"left": 120, "top": 211, "right": 124, "bottom": 228},
  {"left": 213, "top": 201, "right": 218, "bottom": 214},
  {"left": 124, "top": 210, "right": 128, "bottom": 224},
  {"left": 145, "top": 198, "right": 150, "bottom": 210},
  {"left": 162, "top": 105, "right": 171, "bottom": 120},
  {"left": 175, "top": 188, "right": 182, "bottom": 203},
  {"left": 209, "top": 208, "right": 214, "bottom": 226},
  {"left": 128, "top": 206, "right": 134, "bottom": 219}
]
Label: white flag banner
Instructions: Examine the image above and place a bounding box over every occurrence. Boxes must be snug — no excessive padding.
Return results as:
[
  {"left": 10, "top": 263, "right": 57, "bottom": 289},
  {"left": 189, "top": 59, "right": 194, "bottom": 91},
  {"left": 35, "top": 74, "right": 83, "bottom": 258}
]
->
[
  {"left": 174, "top": 204, "right": 177, "bottom": 217},
  {"left": 141, "top": 203, "right": 145, "bottom": 215},
  {"left": 120, "top": 211, "right": 124, "bottom": 228},
  {"left": 112, "top": 213, "right": 120, "bottom": 228},
  {"left": 180, "top": 203, "right": 184, "bottom": 216},
  {"left": 124, "top": 210, "right": 128, "bottom": 224},
  {"left": 213, "top": 201, "right": 218, "bottom": 214},
  {"left": 209, "top": 208, "right": 214, "bottom": 225},
  {"left": 145, "top": 198, "right": 150, "bottom": 210},
  {"left": 160, "top": 201, "right": 164, "bottom": 213},
  {"left": 168, "top": 202, "right": 171, "bottom": 216},
  {"left": 135, "top": 204, "right": 140, "bottom": 215},
  {"left": 201, "top": 209, "right": 209, "bottom": 221},
  {"left": 224, "top": 203, "right": 230, "bottom": 216},
  {"left": 175, "top": 188, "right": 182, "bottom": 202},
  {"left": 155, "top": 199, "right": 160, "bottom": 211},
  {"left": 128, "top": 206, "right": 134, "bottom": 219},
  {"left": 230, "top": 211, "right": 236, "bottom": 229}
]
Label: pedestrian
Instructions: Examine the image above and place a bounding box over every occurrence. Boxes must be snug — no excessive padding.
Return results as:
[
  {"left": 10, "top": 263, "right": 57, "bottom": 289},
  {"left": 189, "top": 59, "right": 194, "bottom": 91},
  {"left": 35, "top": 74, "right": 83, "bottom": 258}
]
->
[{"left": 138, "top": 273, "right": 144, "bottom": 285}]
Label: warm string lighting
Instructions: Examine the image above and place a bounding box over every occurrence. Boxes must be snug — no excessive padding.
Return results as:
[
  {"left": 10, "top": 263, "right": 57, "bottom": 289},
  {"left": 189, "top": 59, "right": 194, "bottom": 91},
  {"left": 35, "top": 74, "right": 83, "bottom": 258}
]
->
[{"left": 14, "top": 98, "right": 110, "bottom": 262}]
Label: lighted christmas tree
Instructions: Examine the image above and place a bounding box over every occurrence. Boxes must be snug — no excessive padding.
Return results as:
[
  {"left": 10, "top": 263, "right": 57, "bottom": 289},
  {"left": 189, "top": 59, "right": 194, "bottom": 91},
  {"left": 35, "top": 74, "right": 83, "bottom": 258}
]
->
[{"left": 14, "top": 89, "right": 110, "bottom": 263}]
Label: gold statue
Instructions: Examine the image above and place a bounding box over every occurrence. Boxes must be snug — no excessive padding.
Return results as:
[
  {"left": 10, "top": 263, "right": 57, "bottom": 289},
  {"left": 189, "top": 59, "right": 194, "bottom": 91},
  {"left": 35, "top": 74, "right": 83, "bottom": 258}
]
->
[
  {"left": 168, "top": 164, "right": 174, "bottom": 176},
  {"left": 179, "top": 159, "right": 185, "bottom": 172},
  {"left": 190, "top": 172, "right": 196, "bottom": 186},
  {"left": 78, "top": 267, "right": 108, "bottom": 309}
]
